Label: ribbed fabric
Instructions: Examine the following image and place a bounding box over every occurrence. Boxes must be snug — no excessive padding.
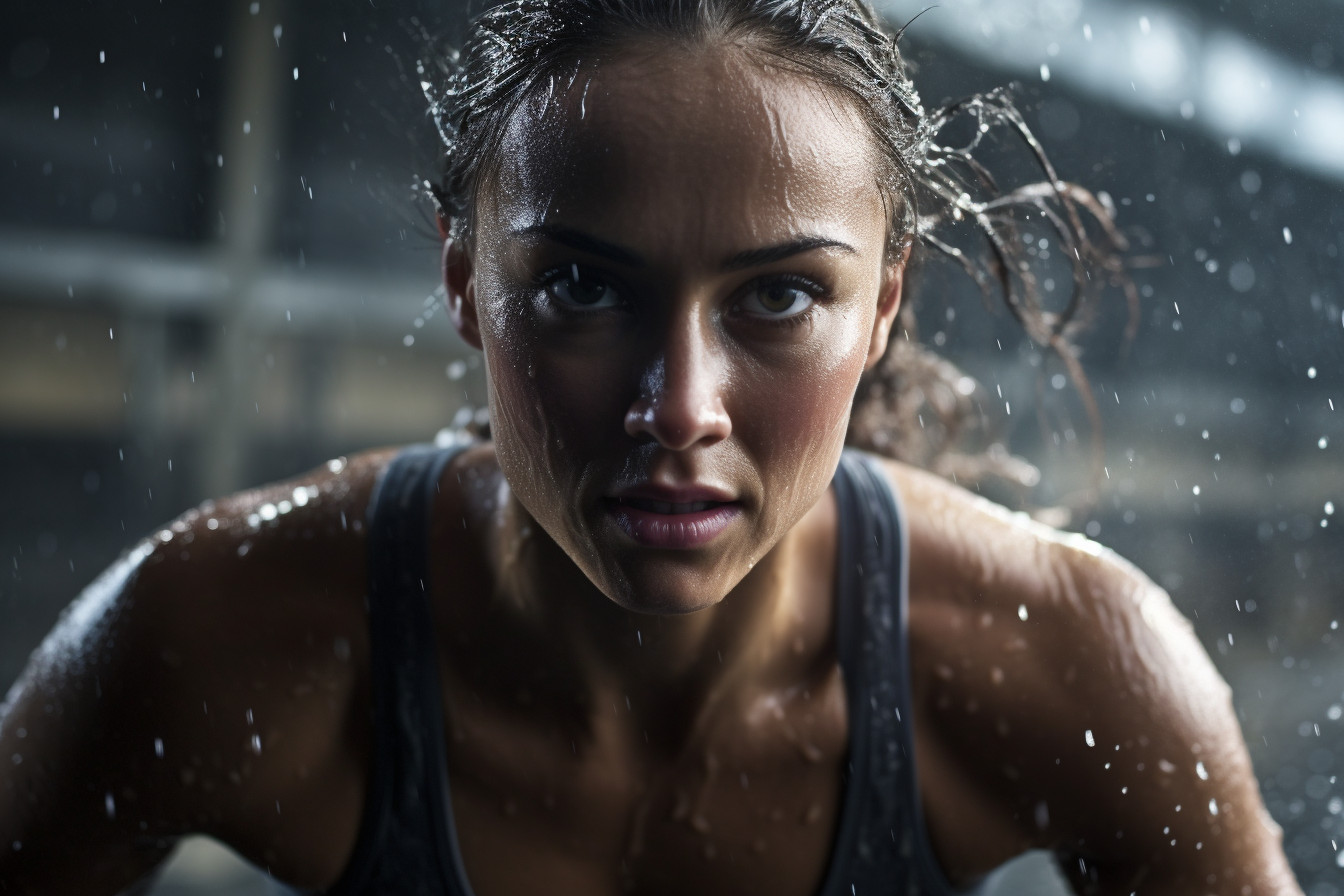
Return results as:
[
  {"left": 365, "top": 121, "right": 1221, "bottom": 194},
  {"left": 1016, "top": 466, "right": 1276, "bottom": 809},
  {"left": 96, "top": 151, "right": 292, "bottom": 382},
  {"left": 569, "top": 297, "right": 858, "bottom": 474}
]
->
[{"left": 318, "top": 445, "right": 958, "bottom": 896}]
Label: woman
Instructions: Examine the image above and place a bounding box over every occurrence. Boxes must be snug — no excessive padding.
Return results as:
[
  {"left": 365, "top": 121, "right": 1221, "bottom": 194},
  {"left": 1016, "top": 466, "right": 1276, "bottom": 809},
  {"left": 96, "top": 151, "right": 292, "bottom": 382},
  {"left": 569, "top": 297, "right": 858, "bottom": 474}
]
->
[{"left": 0, "top": 1, "right": 1303, "bottom": 894}]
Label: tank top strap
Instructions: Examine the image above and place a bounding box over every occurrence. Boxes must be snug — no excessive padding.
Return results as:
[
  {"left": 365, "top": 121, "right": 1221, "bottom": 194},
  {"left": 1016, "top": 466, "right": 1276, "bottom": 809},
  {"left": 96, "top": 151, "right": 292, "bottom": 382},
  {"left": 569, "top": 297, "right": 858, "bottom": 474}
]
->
[
  {"left": 824, "top": 449, "right": 959, "bottom": 896},
  {"left": 326, "top": 438, "right": 477, "bottom": 896}
]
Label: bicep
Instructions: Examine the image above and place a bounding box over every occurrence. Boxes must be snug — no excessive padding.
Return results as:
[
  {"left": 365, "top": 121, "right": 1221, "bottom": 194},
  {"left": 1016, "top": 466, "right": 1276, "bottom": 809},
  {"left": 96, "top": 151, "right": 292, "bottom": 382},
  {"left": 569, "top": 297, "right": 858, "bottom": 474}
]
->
[
  {"left": 1050, "top": 565, "right": 1302, "bottom": 895},
  {"left": 0, "top": 541, "right": 183, "bottom": 894}
]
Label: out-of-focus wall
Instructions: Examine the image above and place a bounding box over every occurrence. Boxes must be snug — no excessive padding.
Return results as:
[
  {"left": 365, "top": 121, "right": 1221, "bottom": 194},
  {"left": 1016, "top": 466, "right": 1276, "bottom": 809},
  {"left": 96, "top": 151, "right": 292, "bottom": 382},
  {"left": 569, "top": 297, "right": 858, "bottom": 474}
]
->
[{"left": 1, "top": 0, "right": 1341, "bottom": 892}]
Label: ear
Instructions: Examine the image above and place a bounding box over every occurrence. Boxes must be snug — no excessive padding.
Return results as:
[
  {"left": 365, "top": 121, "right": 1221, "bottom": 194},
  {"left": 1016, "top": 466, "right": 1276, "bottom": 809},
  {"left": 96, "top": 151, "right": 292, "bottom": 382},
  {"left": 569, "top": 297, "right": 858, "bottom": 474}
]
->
[
  {"left": 864, "top": 241, "right": 911, "bottom": 372},
  {"left": 442, "top": 228, "right": 482, "bottom": 351}
]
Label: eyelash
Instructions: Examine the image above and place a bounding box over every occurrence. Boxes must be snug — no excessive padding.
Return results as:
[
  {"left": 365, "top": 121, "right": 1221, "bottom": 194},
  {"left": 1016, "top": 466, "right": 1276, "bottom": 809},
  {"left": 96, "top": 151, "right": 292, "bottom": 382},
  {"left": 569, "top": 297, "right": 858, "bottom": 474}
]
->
[
  {"left": 738, "top": 274, "right": 830, "bottom": 329},
  {"left": 530, "top": 266, "right": 831, "bottom": 327}
]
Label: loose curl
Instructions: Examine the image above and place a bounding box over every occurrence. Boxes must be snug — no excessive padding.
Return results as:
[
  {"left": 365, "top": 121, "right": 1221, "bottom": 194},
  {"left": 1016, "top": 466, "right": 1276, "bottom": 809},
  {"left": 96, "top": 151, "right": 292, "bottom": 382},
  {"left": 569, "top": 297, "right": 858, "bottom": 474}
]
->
[{"left": 419, "top": 0, "right": 1132, "bottom": 498}]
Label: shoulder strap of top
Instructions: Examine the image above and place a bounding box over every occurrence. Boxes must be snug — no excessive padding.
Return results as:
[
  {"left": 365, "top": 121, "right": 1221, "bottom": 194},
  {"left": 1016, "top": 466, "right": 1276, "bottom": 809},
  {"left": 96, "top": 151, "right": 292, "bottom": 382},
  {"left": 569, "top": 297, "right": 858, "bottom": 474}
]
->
[
  {"left": 823, "top": 449, "right": 959, "bottom": 896},
  {"left": 327, "top": 439, "right": 476, "bottom": 896}
]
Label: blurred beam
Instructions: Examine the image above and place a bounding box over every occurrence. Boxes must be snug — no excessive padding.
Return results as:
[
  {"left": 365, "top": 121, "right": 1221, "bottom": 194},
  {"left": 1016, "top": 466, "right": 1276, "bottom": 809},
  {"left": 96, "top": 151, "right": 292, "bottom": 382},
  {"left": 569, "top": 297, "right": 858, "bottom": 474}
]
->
[{"left": 877, "top": 0, "right": 1344, "bottom": 183}]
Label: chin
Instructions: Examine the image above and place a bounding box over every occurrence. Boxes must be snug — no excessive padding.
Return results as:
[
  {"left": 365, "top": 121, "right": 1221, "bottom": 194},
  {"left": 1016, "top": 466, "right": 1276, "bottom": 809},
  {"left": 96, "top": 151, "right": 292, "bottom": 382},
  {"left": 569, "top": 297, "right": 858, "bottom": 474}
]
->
[{"left": 598, "top": 565, "right": 735, "bottom": 616}]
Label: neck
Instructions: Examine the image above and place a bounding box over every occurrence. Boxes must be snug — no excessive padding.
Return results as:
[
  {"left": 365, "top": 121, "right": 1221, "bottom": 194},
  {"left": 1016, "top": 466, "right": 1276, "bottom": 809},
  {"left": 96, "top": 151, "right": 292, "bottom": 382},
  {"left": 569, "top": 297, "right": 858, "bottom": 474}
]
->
[{"left": 493, "top": 487, "right": 838, "bottom": 752}]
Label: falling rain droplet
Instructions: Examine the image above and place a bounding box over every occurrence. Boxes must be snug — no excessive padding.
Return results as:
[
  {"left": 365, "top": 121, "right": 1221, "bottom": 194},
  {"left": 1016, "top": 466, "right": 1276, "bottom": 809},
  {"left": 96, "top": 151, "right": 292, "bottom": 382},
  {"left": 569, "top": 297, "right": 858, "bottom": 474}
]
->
[
  {"left": 1084, "top": 729, "right": 1095, "bottom": 747},
  {"left": 1283, "top": 227, "right": 1293, "bottom": 244},
  {"left": 250, "top": 734, "right": 262, "bottom": 754},
  {"left": 105, "top": 792, "right": 116, "bottom": 819},
  {"left": 154, "top": 738, "right": 164, "bottom": 757},
  {"left": 1196, "top": 761, "right": 1209, "bottom": 780},
  {"left": 1018, "top": 604, "right": 1029, "bottom": 622}
]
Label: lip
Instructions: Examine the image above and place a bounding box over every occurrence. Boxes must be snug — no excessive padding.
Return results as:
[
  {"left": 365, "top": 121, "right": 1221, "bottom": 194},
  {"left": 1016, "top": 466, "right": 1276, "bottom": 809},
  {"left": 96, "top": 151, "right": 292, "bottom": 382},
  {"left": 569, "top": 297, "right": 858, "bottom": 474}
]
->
[{"left": 603, "top": 483, "right": 742, "bottom": 549}]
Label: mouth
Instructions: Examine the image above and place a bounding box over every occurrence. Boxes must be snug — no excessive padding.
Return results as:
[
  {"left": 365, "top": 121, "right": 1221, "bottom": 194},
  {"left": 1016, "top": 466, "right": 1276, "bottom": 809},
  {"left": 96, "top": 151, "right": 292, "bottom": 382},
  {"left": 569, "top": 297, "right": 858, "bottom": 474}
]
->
[
  {"left": 602, "top": 495, "right": 742, "bottom": 549},
  {"left": 613, "top": 497, "right": 726, "bottom": 514}
]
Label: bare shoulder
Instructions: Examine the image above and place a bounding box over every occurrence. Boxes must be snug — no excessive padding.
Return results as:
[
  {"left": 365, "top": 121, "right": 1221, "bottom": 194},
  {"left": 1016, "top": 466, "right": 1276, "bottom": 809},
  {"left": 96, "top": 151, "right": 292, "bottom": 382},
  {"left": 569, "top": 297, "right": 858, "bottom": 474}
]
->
[
  {"left": 873, "top": 457, "right": 1300, "bottom": 894},
  {"left": 0, "top": 447, "right": 402, "bottom": 892}
]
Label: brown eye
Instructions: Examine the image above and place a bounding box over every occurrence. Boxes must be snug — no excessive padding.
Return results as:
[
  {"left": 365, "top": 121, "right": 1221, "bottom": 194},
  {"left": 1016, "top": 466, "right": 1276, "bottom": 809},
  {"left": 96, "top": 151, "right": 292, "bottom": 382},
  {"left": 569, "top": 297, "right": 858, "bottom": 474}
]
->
[
  {"left": 546, "top": 265, "right": 620, "bottom": 308},
  {"left": 739, "top": 280, "right": 815, "bottom": 318}
]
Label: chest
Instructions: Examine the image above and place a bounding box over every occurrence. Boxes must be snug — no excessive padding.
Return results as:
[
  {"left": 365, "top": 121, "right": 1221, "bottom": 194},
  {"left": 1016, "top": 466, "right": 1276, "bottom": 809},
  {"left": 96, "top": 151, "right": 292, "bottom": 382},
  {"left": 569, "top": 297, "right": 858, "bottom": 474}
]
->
[{"left": 441, "top": 668, "right": 851, "bottom": 896}]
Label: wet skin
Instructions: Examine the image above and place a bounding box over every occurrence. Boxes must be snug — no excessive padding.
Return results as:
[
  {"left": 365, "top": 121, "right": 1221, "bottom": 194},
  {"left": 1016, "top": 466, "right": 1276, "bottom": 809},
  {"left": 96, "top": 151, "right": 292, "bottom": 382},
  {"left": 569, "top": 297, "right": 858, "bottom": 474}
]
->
[{"left": 0, "top": 42, "right": 1301, "bottom": 896}]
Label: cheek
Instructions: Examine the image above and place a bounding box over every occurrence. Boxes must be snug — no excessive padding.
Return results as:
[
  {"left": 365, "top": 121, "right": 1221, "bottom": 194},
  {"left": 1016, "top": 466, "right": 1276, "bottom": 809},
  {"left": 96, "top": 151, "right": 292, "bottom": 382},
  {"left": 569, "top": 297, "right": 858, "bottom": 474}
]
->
[
  {"left": 478, "top": 299, "right": 630, "bottom": 512},
  {"left": 741, "top": 309, "right": 873, "bottom": 510}
]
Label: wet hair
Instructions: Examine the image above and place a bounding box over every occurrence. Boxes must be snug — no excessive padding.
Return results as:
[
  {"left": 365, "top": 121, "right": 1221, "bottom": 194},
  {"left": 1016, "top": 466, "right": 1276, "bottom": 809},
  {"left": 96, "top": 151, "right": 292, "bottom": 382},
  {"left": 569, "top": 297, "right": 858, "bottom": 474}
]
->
[{"left": 421, "top": 0, "right": 1130, "bottom": 499}]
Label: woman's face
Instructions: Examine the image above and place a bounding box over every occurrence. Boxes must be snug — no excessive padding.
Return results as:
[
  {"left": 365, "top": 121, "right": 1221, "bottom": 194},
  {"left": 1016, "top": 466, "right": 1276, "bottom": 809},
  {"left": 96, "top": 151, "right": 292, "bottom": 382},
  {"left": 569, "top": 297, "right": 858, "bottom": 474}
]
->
[{"left": 450, "top": 43, "right": 904, "bottom": 614}]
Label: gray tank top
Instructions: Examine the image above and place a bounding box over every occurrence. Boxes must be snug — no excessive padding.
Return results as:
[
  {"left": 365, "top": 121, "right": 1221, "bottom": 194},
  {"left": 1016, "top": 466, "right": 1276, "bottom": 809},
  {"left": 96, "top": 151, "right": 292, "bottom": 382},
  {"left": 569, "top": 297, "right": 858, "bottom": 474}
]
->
[{"left": 317, "top": 442, "right": 958, "bottom": 896}]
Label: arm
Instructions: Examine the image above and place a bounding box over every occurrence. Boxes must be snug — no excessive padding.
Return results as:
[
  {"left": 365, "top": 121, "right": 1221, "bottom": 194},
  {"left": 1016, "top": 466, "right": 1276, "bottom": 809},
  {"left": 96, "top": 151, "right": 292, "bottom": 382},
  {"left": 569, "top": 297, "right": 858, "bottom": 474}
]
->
[
  {"left": 899, "top": 468, "right": 1302, "bottom": 895},
  {"left": 0, "top": 453, "right": 385, "bottom": 895},
  {"left": 0, "top": 540, "right": 181, "bottom": 895}
]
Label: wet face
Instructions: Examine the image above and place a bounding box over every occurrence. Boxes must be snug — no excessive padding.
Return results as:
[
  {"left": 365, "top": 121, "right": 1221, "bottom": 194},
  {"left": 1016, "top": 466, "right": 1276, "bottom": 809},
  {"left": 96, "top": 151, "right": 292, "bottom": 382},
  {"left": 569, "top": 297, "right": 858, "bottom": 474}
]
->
[{"left": 448, "top": 43, "right": 904, "bottom": 614}]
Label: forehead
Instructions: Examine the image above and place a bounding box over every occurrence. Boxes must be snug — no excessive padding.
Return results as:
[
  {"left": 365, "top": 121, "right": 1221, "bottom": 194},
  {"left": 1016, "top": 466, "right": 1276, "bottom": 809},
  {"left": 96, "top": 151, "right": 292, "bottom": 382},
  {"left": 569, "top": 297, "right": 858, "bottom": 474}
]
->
[{"left": 485, "top": 43, "right": 886, "bottom": 251}]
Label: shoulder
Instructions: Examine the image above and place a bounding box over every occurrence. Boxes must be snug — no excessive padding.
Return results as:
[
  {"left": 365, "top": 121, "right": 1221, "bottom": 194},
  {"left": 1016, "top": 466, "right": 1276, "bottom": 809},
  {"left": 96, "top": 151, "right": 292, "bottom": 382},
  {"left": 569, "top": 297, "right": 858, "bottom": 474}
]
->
[
  {"left": 0, "top": 448, "right": 404, "bottom": 871},
  {"left": 872, "top": 457, "right": 1297, "bottom": 892},
  {"left": 873, "top": 455, "right": 1171, "bottom": 682}
]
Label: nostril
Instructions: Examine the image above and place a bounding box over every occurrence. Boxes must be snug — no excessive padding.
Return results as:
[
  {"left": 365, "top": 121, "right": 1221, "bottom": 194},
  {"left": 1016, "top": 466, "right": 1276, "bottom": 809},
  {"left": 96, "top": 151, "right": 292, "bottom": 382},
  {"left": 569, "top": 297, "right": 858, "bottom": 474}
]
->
[{"left": 624, "top": 393, "right": 730, "bottom": 450}]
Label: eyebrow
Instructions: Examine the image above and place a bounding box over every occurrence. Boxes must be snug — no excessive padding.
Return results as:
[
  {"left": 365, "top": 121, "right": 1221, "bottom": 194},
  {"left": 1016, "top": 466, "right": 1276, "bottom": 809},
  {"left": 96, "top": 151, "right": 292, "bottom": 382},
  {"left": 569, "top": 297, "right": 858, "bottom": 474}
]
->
[{"left": 511, "top": 224, "right": 857, "bottom": 270}]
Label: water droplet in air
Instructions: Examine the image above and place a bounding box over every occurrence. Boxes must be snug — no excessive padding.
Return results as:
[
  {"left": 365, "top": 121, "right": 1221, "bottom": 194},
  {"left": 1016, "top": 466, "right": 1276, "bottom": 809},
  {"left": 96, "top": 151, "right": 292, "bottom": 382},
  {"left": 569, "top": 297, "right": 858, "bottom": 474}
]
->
[
  {"left": 1084, "top": 729, "right": 1095, "bottom": 747},
  {"left": 154, "top": 738, "right": 164, "bottom": 757},
  {"left": 1017, "top": 604, "right": 1029, "bottom": 621},
  {"left": 1196, "top": 761, "right": 1208, "bottom": 780}
]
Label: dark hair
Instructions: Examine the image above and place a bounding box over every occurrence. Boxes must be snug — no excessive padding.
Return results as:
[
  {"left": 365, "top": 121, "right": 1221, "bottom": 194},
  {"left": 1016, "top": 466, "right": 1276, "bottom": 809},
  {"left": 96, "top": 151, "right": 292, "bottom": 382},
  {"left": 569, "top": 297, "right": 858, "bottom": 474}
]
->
[{"left": 421, "top": 0, "right": 1129, "bottom": 497}]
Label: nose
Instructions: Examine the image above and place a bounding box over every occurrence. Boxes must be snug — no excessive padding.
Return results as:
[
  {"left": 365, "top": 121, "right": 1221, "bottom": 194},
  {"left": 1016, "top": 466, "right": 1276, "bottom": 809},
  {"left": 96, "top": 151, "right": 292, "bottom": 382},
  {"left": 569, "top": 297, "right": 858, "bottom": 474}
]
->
[{"left": 624, "top": 316, "right": 731, "bottom": 450}]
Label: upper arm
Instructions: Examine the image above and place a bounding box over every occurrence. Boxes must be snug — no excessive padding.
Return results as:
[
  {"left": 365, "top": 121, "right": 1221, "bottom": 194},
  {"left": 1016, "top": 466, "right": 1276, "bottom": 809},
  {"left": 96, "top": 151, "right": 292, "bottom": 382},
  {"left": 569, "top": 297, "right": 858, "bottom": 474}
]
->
[
  {"left": 901, "top": 478, "right": 1302, "bottom": 895},
  {"left": 0, "top": 538, "right": 182, "bottom": 895},
  {"left": 1041, "top": 553, "right": 1302, "bottom": 896},
  {"left": 0, "top": 451, "right": 387, "bottom": 895}
]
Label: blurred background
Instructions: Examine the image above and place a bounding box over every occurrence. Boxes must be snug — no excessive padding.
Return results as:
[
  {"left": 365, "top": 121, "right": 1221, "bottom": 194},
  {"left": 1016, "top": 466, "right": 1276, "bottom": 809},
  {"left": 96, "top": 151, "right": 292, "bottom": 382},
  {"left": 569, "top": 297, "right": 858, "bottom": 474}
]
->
[{"left": 1, "top": 0, "right": 1340, "bottom": 893}]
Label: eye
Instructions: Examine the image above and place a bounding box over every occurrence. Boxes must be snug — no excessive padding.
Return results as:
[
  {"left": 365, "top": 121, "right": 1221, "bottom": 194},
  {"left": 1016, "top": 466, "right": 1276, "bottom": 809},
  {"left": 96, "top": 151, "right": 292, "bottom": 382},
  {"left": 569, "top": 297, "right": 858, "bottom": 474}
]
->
[
  {"left": 544, "top": 264, "right": 621, "bottom": 309},
  {"left": 736, "top": 277, "right": 819, "bottom": 319}
]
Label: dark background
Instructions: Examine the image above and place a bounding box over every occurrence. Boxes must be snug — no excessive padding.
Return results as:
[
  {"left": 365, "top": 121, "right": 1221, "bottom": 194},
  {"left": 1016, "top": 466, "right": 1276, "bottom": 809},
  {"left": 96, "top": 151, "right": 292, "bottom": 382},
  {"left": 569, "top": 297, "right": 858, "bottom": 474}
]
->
[{"left": 1, "top": 0, "right": 1341, "bottom": 892}]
